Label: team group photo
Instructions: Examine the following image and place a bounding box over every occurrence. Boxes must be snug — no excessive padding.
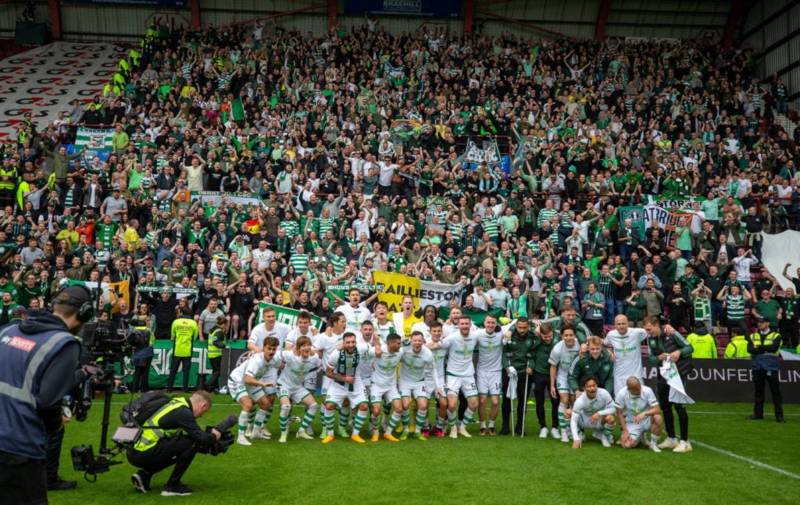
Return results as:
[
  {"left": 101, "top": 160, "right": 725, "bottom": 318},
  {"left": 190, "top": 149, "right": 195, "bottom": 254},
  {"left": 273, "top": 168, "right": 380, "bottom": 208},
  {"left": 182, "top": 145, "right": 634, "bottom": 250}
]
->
[{"left": 0, "top": 1, "right": 799, "bottom": 504}]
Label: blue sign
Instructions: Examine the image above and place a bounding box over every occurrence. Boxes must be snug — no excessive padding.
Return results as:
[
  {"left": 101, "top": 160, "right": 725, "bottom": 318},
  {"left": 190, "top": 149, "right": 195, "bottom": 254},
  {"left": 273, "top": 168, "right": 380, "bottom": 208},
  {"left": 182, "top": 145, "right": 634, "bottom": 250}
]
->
[
  {"left": 345, "top": 0, "right": 461, "bottom": 18},
  {"left": 65, "top": 144, "right": 110, "bottom": 169},
  {"left": 499, "top": 155, "right": 511, "bottom": 176}
]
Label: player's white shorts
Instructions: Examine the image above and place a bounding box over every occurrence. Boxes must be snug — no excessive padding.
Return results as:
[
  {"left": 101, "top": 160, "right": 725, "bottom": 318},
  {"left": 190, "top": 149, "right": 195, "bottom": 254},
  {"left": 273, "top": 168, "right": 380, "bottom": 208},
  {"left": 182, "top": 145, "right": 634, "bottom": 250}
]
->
[
  {"left": 325, "top": 381, "right": 368, "bottom": 407},
  {"left": 477, "top": 370, "right": 502, "bottom": 396},
  {"left": 279, "top": 383, "right": 312, "bottom": 404},
  {"left": 424, "top": 379, "right": 445, "bottom": 400},
  {"left": 399, "top": 381, "right": 428, "bottom": 399},
  {"left": 556, "top": 373, "right": 572, "bottom": 394},
  {"left": 446, "top": 374, "right": 478, "bottom": 398},
  {"left": 228, "top": 380, "right": 267, "bottom": 402},
  {"left": 370, "top": 382, "right": 401, "bottom": 404},
  {"left": 321, "top": 376, "right": 332, "bottom": 396},
  {"left": 303, "top": 371, "right": 318, "bottom": 392},
  {"left": 575, "top": 413, "right": 604, "bottom": 432},
  {"left": 625, "top": 418, "right": 652, "bottom": 441}
]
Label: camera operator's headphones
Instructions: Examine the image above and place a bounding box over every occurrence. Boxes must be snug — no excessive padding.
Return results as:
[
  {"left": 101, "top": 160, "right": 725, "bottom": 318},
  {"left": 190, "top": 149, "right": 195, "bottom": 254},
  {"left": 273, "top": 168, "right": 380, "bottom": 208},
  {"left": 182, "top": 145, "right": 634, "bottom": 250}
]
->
[{"left": 53, "top": 285, "right": 95, "bottom": 323}]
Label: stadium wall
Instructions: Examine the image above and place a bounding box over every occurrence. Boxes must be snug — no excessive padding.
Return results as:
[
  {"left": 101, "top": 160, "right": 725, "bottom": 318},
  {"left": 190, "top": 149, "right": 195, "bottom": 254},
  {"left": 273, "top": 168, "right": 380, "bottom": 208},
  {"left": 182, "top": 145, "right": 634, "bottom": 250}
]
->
[
  {"left": 743, "top": 0, "right": 800, "bottom": 108},
  {"left": 0, "top": 0, "right": 740, "bottom": 43}
]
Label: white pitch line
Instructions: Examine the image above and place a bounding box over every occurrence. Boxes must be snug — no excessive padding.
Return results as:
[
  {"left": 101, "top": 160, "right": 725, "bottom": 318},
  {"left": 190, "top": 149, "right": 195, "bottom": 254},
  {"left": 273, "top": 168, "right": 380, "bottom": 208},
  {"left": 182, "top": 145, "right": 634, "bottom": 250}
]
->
[
  {"left": 692, "top": 440, "right": 800, "bottom": 480},
  {"left": 690, "top": 411, "right": 800, "bottom": 417}
]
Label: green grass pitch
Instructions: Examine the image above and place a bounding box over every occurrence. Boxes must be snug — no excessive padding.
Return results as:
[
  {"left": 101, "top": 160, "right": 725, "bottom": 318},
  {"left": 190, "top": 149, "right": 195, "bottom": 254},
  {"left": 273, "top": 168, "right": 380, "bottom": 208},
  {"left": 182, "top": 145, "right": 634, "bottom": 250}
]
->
[{"left": 51, "top": 396, "right": 799, "bottom": 505}]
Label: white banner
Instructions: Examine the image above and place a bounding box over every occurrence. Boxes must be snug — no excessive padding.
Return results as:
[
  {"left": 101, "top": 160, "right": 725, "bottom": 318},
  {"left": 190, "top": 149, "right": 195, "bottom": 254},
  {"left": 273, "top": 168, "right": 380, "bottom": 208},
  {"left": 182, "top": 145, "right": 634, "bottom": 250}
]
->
[
  {"left": 762, "top": 231, "right": 800, "bottom": 291},
  {"left": 190, "top": 191, "right": 262, "bottom": 207},
  {"left": 464, "top": 139, "right": 500, "bottom": 165},
  {"left": 419, "top": 278, "right": 465, "bottom": 308}
]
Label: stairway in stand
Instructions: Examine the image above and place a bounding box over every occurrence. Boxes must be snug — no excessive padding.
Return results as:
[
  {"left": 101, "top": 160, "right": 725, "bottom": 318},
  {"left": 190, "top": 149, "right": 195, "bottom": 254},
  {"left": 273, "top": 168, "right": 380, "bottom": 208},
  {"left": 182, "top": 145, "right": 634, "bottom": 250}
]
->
[{"left": 774, "top": 111, "right": 797, "bottom": 138}]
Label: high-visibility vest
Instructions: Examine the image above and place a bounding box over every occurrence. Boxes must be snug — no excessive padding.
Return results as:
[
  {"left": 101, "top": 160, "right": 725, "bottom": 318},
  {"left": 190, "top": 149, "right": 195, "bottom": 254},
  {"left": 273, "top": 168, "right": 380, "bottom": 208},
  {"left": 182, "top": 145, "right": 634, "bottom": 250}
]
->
[
  {"left": 15, "top": 179, "right": 29, "bottom": 209},
  {"left": 129, "top": 49, "right": 141, "bottom": 67},
  {"left": 207, "top": 327, "right": 224, "bottom": 359},
  {"left": 724, "top": 335, "right": 751, "bottom": 359},
  {"left": 171, "top": 318, "right": 197, "bottom": 358},
  {"left": 687, "top": 332, "right": 717, "bottom": 359},
  {"left": 748, "top": 331, "right": 780, "bottom": 355},
  {"left": 134, "top": 325, "right": 155, "bottom": 346},
  {"left": 0, "top": 168, "right": 15, "bottom": 190},
  {"left": 133, "top": 397, "right": 190, "bottom": 452}
]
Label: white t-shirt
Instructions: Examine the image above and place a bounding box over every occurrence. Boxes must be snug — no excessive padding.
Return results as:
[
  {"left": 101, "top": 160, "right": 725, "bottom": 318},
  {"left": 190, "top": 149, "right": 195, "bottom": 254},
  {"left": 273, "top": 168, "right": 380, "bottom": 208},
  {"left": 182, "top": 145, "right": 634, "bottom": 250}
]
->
[
  {"left": 604, "top": 328, "right": 648, "bottom": 393},
  {"left": 369, "top": 345, "right": 404, "bottom": 387},
  {"left": 399, "top": 346, "right": 439, "bottom": 388},
  {"left": 440, "top": 330, "right": 479, "bottom": 377},
  {"left": 277, "top": 350, "right": 321, "bottom": 389},
  {"left": 229, "top": 352, "right": 281, "bottom": 386},
  {"left": 248, "top": 322, "right": 292, "bottom": 350},
  {"left": 335, "top": 302, "right": 372, "bottom": 332},
  {"left": 614, "top": 385, "right": 659, "bottom": 423},
  {"left": 378, "top": 161, "right": 397, "bottom": 187},
  {"left": 733, "top": 255, "right": 758, "bottom": 282}
]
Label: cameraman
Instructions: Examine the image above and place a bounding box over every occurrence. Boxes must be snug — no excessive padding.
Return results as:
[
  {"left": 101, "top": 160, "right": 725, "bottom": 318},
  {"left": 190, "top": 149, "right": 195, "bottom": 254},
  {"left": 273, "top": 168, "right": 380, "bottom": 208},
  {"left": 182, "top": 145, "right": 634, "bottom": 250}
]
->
[
  {"left": 128, "top": 390, "right": 220, "bottom": 497},
  {"left": 0, "top": 286, "right": 89, "bottom": 505}
]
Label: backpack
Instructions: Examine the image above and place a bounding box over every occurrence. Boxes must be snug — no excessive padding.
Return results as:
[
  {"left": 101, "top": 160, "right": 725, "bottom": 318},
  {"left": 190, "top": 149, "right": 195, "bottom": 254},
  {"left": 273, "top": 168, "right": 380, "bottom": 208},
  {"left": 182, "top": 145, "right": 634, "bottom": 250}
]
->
[{"left": 120, "top": 391, "right": 171, "bottom": 427}]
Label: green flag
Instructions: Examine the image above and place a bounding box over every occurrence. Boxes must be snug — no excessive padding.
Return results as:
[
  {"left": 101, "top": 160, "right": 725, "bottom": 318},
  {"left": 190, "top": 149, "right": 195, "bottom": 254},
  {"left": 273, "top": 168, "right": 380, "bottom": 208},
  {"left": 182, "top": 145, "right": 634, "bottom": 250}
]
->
[
  {"left": 75, "top": 127, "right": 114, "bottom": 151},
  {"left": 255, "top": 302, "right": 323, "bottom": 329},
  {"left": 231, "top": 98, "right": 245, "bottom": 121}
]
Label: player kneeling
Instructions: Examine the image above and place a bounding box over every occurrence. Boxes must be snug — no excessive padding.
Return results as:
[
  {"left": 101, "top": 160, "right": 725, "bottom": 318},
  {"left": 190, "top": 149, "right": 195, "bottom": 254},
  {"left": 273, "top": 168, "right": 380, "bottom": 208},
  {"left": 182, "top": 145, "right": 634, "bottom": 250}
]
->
[
  {"left": 228, "top": 337, "right": 281, "bottom": 446},
  {"left": 277, "top": 336, "right": 322, "bottom": 443},
  {"left": 615, "top": 376, "right": 663, "bottom": 452},
  {"left": 568, "top": 376, "right": 616, "bottom": 449}
]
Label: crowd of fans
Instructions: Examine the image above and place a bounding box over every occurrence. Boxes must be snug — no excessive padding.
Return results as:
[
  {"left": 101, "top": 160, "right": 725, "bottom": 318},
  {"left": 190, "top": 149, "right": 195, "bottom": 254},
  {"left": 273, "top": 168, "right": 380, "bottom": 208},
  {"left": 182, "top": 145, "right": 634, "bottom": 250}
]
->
[{"left": 2, "top": 19, "right": 800, "bottom": 354}]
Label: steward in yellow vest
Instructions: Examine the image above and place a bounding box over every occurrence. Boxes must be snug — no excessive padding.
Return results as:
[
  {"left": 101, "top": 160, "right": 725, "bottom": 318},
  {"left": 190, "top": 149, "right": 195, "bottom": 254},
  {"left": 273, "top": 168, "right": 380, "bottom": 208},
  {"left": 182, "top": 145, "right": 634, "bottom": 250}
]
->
[
  {"left": 127, "top": 391, "right": 218, "bottom": 495},
  {"left": 166, "top": 315, "right": 198, "bottom": 392},
  {"left": 724, "top": 334, "right": 751, "bottom": 358},
  {"left": 686, "top": 324, "right": 717, "bottom": 359},
  {"left": 745, "top": 317, "right": 784, "bottom": 422},
  {"left": 204, "top": 316, "right": 227, "bottom": 392}
]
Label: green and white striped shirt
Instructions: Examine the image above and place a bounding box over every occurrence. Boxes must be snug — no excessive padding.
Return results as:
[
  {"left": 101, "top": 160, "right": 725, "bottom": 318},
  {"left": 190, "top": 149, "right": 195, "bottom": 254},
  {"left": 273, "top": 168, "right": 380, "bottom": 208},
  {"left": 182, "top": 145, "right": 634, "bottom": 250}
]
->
[
  {"left": 538, "top": 208, "right": 558, "bottom": 227},
  {"left": 328, "top": 253, "right": 347, "bottom": 275},
  {"left": 725, "top": 294, "right": 745, "bottom": 322},
  {"left": 483, "top": 216, "right": 499, "bottom": 239},
  {"left": 318, "top": 217, "right": 335, "bottom": 237},
  {"left": 289, "top": 253, "right": 309, "bottom": 275},
  {"left": 281, "top": 220, "right": 300, "bottom": 239}
]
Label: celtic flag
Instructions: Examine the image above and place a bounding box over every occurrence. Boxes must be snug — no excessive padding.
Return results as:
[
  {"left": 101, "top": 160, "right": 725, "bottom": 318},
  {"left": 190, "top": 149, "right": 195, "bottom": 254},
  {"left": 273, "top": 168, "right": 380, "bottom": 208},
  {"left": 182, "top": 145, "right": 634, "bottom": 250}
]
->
[
  {"left": 75, "top": 127, "right": 114, "bottom": 151},
  {"left": 463, "top": 138, "right": 501, "bottom": 167}
]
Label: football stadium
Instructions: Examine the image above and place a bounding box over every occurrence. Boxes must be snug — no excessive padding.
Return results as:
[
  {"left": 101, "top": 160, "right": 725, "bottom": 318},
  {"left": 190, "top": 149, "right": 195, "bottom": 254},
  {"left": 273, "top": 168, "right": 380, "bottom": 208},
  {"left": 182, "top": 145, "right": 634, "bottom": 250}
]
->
[{"left": 0, "top": 1, "right": 798, "bottom": 504}]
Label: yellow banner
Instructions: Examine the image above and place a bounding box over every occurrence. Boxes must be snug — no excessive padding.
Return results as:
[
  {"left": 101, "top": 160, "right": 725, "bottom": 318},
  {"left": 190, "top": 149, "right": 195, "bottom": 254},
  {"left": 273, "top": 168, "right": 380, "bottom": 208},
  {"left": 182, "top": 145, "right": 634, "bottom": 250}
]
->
[
  {"left": 108, "top": 279, "right": 130, "bottom": 314},
  {"left": 371, "top": 271, "right": 421, "bottom": 312}
]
